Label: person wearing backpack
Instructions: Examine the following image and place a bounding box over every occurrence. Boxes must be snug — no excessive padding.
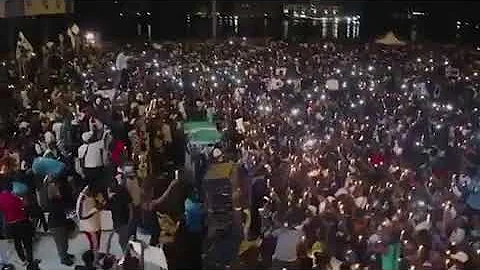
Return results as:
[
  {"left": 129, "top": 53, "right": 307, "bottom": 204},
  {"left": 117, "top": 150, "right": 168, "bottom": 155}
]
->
[{"left": 78, "top": 131, "right": 106, "bottom": 191}]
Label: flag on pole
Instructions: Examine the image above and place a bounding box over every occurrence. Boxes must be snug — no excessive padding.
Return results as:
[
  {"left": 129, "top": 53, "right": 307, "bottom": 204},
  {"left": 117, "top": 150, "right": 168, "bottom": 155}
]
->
[{"left": 16, "top": 32, "right": 34, "bottom": 60}]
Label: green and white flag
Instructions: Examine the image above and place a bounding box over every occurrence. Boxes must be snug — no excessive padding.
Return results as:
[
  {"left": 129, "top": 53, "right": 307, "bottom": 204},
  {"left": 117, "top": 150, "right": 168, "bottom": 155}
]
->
[{"left": 184, "top": 121, "right": 221, "bottom": 145}]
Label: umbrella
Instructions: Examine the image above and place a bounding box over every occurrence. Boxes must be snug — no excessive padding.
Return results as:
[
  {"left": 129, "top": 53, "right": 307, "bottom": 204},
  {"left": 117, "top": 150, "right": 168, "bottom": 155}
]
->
[
  {"left": 31, "top": 157, "right": 65, "bottom": 179},
  {"left": 11, "top": 181, "right": 28, "bottom": 195}
]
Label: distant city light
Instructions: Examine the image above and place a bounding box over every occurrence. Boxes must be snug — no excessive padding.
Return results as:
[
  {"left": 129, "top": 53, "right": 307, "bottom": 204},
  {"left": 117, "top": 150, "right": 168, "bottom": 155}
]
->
[
  {"left": 412, "top": 11, "right": 425, "bottom": 16},
  {"left": 291, "top": 108, "right": 300, "bottom": 116},
  {"left": 85, "top": 32, "right": 96, "bottom": 44}
]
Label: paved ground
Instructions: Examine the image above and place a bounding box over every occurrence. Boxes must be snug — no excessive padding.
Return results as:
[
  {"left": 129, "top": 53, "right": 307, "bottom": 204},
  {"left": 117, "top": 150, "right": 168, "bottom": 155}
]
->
[{"left": 0, "top": 231, "right": 150, "bottom": 270}]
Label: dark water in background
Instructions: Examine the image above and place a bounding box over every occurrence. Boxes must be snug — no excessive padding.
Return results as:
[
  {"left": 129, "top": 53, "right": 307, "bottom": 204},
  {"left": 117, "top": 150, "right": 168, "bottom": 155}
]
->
[
  {"left": 0, "top": 13, "right": 478, "bottom": 53},
  {"left": 63, "top": 14, "right": 480, "bottom": 45},
  {"left": 76, "top": 15, "right": 364, "bottom": 43},
  {"left": 85, "top": 15, "right": 468, "bottom": 43}
]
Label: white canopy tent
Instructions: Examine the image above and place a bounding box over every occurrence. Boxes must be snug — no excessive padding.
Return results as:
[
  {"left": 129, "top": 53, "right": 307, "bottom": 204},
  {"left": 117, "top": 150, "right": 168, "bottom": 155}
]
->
[{"left": 375, "top": 31, "right": 406, "bottom": 46}]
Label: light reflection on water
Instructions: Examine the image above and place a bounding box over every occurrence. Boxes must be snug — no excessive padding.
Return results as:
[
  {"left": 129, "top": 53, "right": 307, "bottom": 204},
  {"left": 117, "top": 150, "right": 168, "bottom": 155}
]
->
[{"left": 186, "top": 16, "right": 361, "bottom": 40}]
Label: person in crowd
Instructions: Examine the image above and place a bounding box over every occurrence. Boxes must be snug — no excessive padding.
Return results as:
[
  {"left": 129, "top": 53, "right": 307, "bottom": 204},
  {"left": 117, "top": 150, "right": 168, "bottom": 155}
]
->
[
  {"left": 0, "top": 181, "right": 38, "bottom": 270},
  {"left": 74, "top": 250, "right": 96, "bottom": 270},
  {"left": 183, "top": 191, "right": 204, "bottom": 269},
  {"left": 107, "top": 172, "right": 133, "bottom": 254},
  {"left": 78, "top": 131, "right": 106, "bottom": 190},
  {"left": 3, "top": 33, "right": 480, "bottom": 270},
  {"left": 76, "top": 185, "right": 104, "bottom": 255},
  {"left": 46, "top": 177, "right": 75, "bottom": 266},
  {"left": 115, "top": 48, "right": 131, "bottom": 91},
  {"left": 123, "top": 164, "right": 141, "bottom": 240},
  {"left": 269, "top": 215, "right": 307, "bottom": 270}
]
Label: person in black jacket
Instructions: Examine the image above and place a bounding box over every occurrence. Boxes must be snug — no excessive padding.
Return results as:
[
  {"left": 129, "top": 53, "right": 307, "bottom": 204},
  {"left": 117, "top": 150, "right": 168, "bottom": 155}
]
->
[
  {"left": 46, "top": 178, "right": 75, "bottom": 266},
  {"left": 108, "top": 175, "right": 133, "bottom": 254}
]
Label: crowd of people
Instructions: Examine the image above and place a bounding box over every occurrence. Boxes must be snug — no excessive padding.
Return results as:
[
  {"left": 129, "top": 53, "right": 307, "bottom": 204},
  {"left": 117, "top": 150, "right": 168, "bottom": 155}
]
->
[{"left": 0, "top": 30, "right": 479, "bottom": 270}]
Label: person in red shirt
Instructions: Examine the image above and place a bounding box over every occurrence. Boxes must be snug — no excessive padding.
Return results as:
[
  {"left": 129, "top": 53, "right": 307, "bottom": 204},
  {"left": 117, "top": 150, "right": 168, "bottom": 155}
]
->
[
  {"left": 0, "top": 182, "right": 37, "bottom": 269},
  {"left": 111, "top": 140, "right": 127, "bottom": 168}
]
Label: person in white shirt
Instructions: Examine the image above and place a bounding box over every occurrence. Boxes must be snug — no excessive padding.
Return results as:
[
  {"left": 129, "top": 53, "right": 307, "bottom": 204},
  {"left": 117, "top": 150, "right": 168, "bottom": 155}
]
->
[
  {"left": 78, "top": 131, "right": 106, "bottom": 190},
  {"left": 270, "top": 221, "right": 306, "bottom": 270},
  {"left": 115, "top": 50, "right": 131, "bottom": 90},
  {"left": 76, "top": 185, "right": 103, "bottom": 260},
  {"left": 115, "top": 51, "right": 128, "bottom": 71}
]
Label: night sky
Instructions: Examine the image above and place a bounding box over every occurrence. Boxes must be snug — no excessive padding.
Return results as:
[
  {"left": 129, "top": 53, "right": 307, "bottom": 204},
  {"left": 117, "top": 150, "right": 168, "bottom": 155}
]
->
[{"left": 74, "top": 1, "right": 480, "bottom": 20}]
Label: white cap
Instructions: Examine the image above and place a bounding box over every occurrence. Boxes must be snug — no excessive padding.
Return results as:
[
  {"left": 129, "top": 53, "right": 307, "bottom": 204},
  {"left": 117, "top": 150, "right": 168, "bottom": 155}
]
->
[
  {"left": 307, "top": 205, "right": 318, "bottom": 215},
  {"left": 44, "top": 131, "right": 55, "bottom": 144},
  {"left": 19, "top": 121, "right": 30, "bottom": 129},
  {"left": 82, "top": 131, "right": 93, "bottom": 143}
]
